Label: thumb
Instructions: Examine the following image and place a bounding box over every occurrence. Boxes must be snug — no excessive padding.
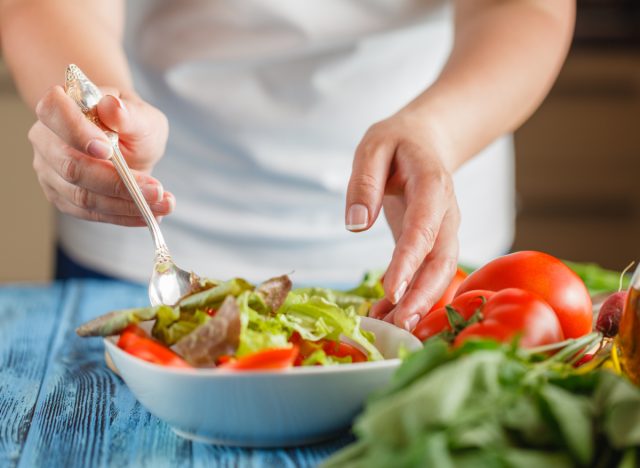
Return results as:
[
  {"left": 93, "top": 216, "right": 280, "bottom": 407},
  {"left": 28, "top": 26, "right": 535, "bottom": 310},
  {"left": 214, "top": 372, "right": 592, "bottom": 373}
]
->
[
  {"left": 96, "top": 93, "right": 168, "bottom": 171},
  {"left": 345, "top": 137, "right": 393, "bottom": 232},
  {"left": 96, "top": 93, "right": 167, "bottom": 140}
]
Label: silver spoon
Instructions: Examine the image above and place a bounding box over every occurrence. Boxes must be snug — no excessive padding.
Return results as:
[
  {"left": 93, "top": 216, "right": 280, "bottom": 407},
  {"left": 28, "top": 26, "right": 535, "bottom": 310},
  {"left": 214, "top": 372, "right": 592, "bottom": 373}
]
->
[{"left": 64, "top": 64, "right": 195, "bottom": 306}]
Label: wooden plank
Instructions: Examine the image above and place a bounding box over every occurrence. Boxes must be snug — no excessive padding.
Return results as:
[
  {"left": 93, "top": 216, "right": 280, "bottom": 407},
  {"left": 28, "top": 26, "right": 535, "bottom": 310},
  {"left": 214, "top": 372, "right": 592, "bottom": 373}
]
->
[
  {"left": 15, "top": 280, "right": 348, "bottom": 467},
  {"left": 0, "top": 283, "right": 64, "bottom": 468},
  {"left": 15, "top": 280, "right": 187, "bottom": 468},
  {"left": 191, "top": 433, "right": 351, "bottom": 468}
]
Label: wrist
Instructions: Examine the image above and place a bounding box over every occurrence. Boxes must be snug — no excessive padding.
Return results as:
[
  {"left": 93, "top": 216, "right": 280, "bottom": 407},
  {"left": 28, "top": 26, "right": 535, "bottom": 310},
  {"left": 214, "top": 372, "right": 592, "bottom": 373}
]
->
[{"left": 393, "top": 99, "right": 461, "bottom": 173}]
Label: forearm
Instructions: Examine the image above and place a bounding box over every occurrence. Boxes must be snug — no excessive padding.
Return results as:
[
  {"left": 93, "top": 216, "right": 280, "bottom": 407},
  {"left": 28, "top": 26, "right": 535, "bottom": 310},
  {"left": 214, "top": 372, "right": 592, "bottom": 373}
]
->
[
  {"left": 404, "top": 0, "right": 575, "bottom": 171},
  {"left": 0, "top": 0, "right": 131, "bottom": 109}
]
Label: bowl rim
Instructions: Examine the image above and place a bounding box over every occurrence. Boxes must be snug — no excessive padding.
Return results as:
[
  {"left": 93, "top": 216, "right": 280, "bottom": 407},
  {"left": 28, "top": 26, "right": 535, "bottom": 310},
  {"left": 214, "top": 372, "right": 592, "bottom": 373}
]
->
[{"left": 104, "top": 316, "right": 422, "bottom": 378}]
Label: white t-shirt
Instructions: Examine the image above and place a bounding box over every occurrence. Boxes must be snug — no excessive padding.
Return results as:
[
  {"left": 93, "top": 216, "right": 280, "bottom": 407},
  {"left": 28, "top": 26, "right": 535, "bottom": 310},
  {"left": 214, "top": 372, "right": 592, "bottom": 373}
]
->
[{"left": 58, "top": 0, "right": 514, "bottom": 284}]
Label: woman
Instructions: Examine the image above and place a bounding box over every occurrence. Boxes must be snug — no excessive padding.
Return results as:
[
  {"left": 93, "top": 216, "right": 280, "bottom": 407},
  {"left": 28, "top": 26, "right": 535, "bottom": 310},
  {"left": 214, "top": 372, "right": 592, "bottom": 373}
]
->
[{"left": 0, "top": 0, "right": 574, "bottom": 331}]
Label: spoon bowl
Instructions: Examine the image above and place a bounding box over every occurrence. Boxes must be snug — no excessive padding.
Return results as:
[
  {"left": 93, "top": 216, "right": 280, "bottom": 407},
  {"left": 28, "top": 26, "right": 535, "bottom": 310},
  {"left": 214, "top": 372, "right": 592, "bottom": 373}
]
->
[
  {"left": 149, "top": 258, "right": 194, "bottom": 306},
  {"left": 65, "top": 64, "right": 194, "bottom": 305}
]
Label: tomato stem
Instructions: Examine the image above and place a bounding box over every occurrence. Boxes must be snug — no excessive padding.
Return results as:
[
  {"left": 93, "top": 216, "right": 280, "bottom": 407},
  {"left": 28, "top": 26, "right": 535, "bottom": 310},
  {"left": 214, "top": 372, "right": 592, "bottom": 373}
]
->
[
  {"left": 620, "top": 261, "right": 635, "bottom": 292},
  {"left": 525, "top": 332, "right": 601, "bottom": 356},
  {"left": 547, "top": 332, "right": 602, "bottom": 365}
]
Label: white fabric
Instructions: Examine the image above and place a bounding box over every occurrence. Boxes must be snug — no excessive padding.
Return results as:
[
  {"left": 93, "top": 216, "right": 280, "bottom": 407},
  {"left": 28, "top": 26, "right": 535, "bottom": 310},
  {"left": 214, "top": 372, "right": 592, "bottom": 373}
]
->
[{"left": 58, "top": 0, "right": 515, "bottom": 284}]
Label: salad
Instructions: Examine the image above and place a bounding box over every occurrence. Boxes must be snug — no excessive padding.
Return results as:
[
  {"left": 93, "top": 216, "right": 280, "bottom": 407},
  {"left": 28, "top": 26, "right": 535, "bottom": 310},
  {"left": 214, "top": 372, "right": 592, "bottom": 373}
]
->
[{"left": 76, "top": 273, "right": 386, "bottom": 370}]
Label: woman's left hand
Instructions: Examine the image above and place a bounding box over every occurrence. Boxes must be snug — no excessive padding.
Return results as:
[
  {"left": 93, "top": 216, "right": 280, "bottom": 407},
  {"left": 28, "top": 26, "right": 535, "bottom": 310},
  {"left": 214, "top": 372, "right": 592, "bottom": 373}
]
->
[{"left": 346, "top": 109, "right": 461, "bottom": 331}]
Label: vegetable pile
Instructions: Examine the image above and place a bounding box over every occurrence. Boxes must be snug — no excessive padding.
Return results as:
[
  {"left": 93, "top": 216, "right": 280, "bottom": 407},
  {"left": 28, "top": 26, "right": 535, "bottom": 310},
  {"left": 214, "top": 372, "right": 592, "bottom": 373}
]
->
[
  {"left": 77, "top": 273, "right": 385, "bottom": 370},
  {"left": 323, "top": 250, "right": 640, "bottom": 467},
  {"left": 77, "top": 248, "right": 640, "bottom": 465}
]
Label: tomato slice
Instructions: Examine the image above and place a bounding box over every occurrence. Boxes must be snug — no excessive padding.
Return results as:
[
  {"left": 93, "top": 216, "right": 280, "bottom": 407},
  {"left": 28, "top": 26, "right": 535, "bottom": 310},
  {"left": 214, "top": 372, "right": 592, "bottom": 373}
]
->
[
  {"left": 219, "top": 346, "right": 299, "bottom": 371},
  {"left": 118, "top": 326, "right": 191, "bottom": 368},
  {"left": 216, "top": 355, "right": 233, "bottom": 365},
  {"left": 322, "top": 341, "right": 367, "bottom": 363},
  {"left": 292, "top": 333, "right": 368, "bottom": 365},
  {"left": 117, "top": 324, "right": 148, "bottom": 349},
  {"left": 293, "top": 338, "right": 322, "bottom": 366}
]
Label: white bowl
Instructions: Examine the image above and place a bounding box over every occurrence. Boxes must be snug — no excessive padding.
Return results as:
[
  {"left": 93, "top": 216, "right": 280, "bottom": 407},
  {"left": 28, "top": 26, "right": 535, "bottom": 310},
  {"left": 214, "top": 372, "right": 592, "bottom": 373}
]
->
[{"left": 104, "top": 317, "right": 422, "bottom": 447}]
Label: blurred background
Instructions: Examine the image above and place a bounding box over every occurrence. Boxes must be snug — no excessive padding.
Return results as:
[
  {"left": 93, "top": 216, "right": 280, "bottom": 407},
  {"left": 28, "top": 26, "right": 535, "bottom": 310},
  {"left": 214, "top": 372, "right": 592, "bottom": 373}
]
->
[{"left": 0, "top": 0, "right": 639, "bottom": 283}]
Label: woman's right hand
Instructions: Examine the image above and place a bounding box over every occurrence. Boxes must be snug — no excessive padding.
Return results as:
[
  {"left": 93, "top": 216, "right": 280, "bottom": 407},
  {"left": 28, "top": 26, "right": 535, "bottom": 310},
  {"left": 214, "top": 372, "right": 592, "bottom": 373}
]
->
[{"left": 30, "top": 85, "right": 173, "bottom": 226}]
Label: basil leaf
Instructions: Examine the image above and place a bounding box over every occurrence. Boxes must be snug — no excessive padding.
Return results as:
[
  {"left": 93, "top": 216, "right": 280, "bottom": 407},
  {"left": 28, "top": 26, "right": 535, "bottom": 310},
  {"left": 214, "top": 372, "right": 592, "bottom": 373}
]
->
[{"left": 538, "top": 385, "right": 593, "bottom": 465}]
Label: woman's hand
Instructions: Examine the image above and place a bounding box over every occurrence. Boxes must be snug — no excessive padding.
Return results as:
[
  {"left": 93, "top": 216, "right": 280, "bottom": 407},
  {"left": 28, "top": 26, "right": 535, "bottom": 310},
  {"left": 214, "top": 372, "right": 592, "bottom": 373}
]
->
[
  {"left": 30, "top": 85, "right": 173, "bottom": 226},
  {"left": 346, "top": 110, "right": 461, "bottom": 331}
]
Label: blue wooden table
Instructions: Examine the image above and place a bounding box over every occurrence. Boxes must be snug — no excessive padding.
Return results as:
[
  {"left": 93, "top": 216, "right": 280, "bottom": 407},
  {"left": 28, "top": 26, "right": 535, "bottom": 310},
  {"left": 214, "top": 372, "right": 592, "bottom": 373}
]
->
[{"left": 0, "top": 280, "right": 350, "bottom": 467}]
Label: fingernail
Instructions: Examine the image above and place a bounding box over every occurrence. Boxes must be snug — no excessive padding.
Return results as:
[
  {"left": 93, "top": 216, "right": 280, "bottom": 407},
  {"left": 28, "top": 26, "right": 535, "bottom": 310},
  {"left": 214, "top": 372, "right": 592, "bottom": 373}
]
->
[
  {"left": 86, "top": 139, "right": 112, "bottom": 159},
  {"left": 107, "top": 95, "right": 128, "bottom": 113},
  {"left": 151, "top": 200, "right": 169, "bottom": 212},
  {"left": 166, "top": 193, "right": 176, "bottom": 211},
  {"left": 141, "top": 183, "right": 163, "bottom": 203},
  {"left": 405, "top": 314, "right": 420, "bottom": 332},
  {"left": 346, "top": 204, "right": 369, "bottom": 231},
  {"left": 392, "top": 280, "right": 408, "bottom": 304}
]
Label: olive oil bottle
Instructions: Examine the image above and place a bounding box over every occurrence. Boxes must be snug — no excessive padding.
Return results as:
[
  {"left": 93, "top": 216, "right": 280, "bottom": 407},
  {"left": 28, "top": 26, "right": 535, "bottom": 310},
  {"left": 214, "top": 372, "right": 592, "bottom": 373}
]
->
[{"left": 618, "top": 272, "right": 640, "bottom": 385}]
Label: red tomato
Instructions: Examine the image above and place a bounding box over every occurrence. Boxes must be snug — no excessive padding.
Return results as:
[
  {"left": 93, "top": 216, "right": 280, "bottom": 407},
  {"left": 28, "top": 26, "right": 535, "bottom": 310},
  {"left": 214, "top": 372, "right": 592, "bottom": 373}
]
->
[
  {"left": 292, "top": 335, "right": 323, "bottom": 366},
  {"left": 216, "top": 355, "right": 233, "bottom": 365},
  {"left": 321, "top": 341, "right": 367, "bottom": 363},
  {"left": 291, "top": 333, "right": 367, "bottom": 365},
  {"left": 219, "top": 346, "right": 299, "bottom": 371},
  {"left": 428, "top": 267, "right": 468, "bottom": 313},
  {"left": 414, "top": 289, "right": 495, "bottom": 341},
  {"left": 118, "top": 329, "right": 191, "bottom": 368},
  {"left": 117, "top": 324, "right": 148, "bottom": 349},
  {"left": 455, "top": 251, "right": 592, "bottom": 339},
  {"left": 415, "top": 288, "right": 564, "bottom": 348}
]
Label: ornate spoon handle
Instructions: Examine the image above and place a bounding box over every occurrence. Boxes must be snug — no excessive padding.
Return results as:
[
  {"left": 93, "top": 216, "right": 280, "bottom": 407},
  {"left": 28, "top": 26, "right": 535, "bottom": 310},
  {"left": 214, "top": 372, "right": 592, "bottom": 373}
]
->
[{"left": 64, "top": 64, "right": 170, "bottom": 262}]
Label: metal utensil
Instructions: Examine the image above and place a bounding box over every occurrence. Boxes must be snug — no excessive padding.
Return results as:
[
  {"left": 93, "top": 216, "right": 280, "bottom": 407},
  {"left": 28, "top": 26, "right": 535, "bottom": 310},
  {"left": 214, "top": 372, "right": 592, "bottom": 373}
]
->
[{"left": 64, "top": 64, "right": 194, "bottom": 306}]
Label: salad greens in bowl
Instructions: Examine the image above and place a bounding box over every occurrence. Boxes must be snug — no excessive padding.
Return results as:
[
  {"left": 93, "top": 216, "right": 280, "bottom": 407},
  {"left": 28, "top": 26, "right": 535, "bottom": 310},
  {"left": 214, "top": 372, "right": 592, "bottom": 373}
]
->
[{"left": 77, "top": 272, "right": 422, "bottom": 446}]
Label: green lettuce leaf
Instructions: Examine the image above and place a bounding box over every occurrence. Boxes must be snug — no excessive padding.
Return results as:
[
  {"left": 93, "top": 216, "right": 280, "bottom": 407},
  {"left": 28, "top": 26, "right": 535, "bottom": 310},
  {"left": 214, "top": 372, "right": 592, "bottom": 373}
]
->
[
  {"left": 302, "top": 349, "right": 354, "bottom": 366},
  {"left": 278, "top": 293, "right": 383, "bottom": 361},
  {"left": 236, "top": 291, "right": 291, "bottom": 357},
  {"left": 293, "top": 271, "right": 385, "bottom": 317},
  {"left": 152, "top": 277, "right": 253, "bottom": 346},
  {"left": 344, "top": 270, "right": 385, "bottom": 299},
  {"left": 151, "top": 307, "right": 210, "bottom": 346}
]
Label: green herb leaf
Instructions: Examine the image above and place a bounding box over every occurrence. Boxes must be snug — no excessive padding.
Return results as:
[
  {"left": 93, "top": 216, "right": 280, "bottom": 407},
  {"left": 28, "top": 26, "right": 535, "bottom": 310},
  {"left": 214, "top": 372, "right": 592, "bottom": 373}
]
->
[
  {"left": 323, "top": 336, "right": 640, "bottom": 468},
  {"left": 371, "top": 338, "right": 450, "bottom": 401},
  {"left": 563, "top": 260, "right": 631, "bottom": 296},
  {"left": 538, "top": 385, "right": 593, "bottom": 465},
  {"left": 595, "top": 371, "right": 640, "bottom": 448}
]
